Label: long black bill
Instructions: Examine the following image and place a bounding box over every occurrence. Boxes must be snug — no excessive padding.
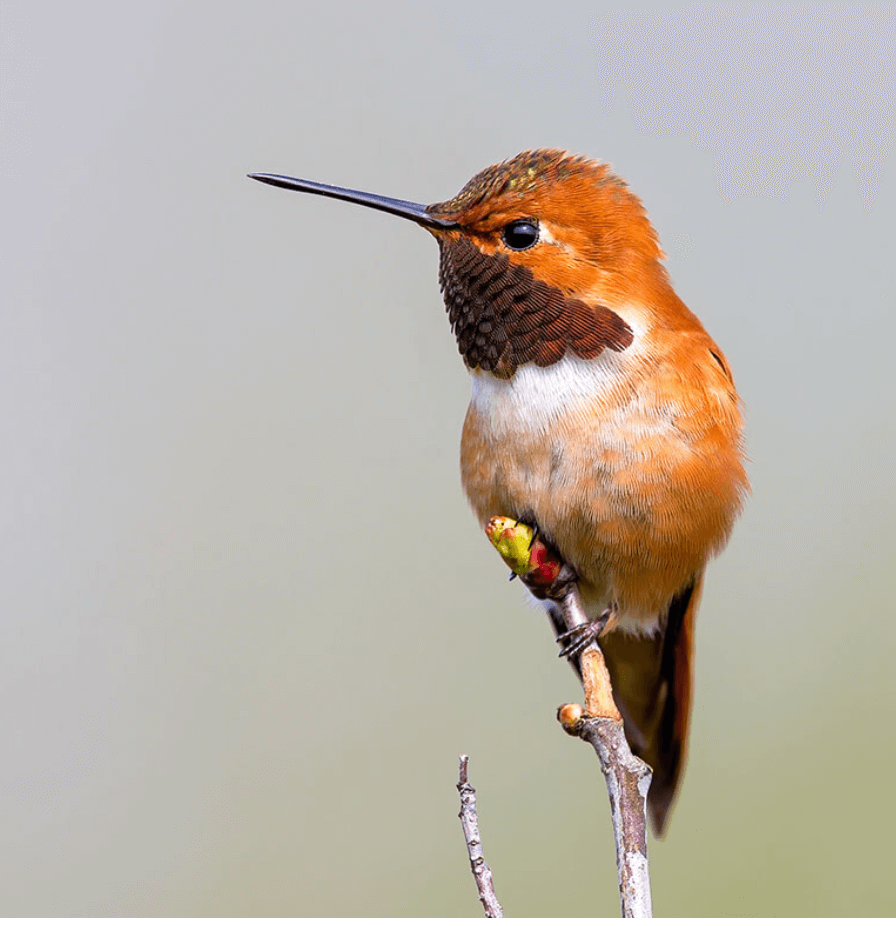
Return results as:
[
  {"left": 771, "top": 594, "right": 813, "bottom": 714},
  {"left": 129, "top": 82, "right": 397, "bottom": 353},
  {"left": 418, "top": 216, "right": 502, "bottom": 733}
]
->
[{"left": 248, "top": 173, "right": 458, "bottom": 231}]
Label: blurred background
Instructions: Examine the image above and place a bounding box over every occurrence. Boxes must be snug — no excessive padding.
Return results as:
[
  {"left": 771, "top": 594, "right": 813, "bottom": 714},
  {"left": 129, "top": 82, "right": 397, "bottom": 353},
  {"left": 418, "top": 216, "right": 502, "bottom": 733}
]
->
[{"left": 1, "top": 0, "right": 894, "bottom": 916}]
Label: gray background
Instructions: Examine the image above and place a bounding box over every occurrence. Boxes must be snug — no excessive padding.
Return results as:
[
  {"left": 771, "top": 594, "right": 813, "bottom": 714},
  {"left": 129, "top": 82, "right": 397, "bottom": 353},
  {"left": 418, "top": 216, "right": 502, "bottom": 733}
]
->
[{"left": 2, "top": 0, "right": 894, "bottom": 916}]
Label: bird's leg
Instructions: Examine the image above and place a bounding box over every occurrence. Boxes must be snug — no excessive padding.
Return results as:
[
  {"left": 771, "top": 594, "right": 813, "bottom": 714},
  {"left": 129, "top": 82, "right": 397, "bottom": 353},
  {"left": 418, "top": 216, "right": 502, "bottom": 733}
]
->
[
  {"left": 555, "top": 604, "right": 617, "bottom": 660},
  {"left": 484, "top": 514, "right": 615, "bottom": 669},
  {"left": 508, "top": 527, "right": 613, "bottom": 657}
]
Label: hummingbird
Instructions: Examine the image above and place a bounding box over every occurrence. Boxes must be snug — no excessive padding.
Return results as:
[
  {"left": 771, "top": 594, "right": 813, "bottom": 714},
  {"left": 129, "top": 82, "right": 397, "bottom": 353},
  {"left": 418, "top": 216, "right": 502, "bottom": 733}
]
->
[{"left": 249, "top": 150, "right": 748, "bottom": 836}]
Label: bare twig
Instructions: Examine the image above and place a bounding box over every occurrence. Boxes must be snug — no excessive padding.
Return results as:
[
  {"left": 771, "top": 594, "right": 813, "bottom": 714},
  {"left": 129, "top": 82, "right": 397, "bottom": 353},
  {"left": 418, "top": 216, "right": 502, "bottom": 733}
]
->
[
  {"left": 555, "top": 588, "right": 653, "bottom": 919},
  {"left": 457, "top": 755, "right": 503, "bottom": 918}
]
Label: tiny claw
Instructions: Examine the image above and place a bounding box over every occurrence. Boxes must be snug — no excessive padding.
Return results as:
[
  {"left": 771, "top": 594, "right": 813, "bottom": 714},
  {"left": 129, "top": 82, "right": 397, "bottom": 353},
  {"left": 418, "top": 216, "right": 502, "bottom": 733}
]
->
[
  {"left": 508, "top": 571, "right": 517, "bottom": 582},
  {"left": 527, "top": 522, "right": 540, "bottom": 551},
  {"left": 557, "top": 623, "right": 601, "bottom": 659},
  {"left": 556, "top": 607, "right": 615, "bottom": 659}
]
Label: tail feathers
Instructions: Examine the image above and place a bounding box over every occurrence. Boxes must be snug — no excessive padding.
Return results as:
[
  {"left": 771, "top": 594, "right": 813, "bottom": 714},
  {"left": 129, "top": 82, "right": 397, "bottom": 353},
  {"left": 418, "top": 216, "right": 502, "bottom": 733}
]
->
[{"left": 599, "top": 573, "right": 704, "bottom": 838}]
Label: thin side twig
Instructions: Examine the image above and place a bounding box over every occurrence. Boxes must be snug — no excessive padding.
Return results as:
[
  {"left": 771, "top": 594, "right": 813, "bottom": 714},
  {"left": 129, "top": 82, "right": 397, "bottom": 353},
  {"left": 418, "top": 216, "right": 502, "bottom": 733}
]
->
[
  {"left": 456, "top": 755, "right": 503, "bottom": 918},
  {"left": 554, "top": 587, "right": 653, "bottom": 919}
]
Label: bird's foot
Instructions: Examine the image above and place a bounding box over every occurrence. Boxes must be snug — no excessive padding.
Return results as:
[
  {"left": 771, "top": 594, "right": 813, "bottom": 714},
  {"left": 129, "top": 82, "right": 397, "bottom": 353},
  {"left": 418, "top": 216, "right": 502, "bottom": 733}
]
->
[{"left": 556, "top": 604, "right": 617, "bottom": 659}]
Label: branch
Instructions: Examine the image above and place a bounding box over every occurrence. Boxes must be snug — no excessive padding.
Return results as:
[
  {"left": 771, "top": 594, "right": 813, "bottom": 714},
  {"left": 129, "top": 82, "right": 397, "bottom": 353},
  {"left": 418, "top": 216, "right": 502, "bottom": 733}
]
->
[
  {"left": 486, "top": 517, "right": 653, "bottom": 918},
  {"left": 456, "top": 755, "right": 504, "bottom": 918},
  {"left": 555, "top": 591, "right": 653, "bottom": 919}
]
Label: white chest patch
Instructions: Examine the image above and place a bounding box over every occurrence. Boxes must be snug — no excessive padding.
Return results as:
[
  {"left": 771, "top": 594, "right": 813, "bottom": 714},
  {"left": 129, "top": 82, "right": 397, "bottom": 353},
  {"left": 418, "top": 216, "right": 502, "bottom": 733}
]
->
[{"left": 469, "top": 317, "right": 648, "bottom": 438}]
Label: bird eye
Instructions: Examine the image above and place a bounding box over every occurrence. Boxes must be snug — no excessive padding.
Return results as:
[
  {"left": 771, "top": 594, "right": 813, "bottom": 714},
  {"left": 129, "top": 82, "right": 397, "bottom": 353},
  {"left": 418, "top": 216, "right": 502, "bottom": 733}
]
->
[{"left": 502, "top": 219, "right": 539, "bottom": 251}]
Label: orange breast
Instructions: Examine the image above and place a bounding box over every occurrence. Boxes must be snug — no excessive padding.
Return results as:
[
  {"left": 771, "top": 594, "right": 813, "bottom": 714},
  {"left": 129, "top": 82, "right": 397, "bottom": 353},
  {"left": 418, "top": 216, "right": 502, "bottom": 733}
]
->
[{"left": 459, "top": 328, "right": 748, "bottom": 626}]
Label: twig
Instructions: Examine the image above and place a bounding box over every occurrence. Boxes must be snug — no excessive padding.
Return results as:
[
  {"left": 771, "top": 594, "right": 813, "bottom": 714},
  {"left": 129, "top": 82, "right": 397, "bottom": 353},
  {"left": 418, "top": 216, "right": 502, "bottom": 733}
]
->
[
  {"left": 555, "top": 588, "right": 653, "bottom": 919},
  {"left": 484, "top": 517, "right": 654, "bottom": 917},
  {"left": 456, "top": 755, "right": 504, "bottom": 918}
]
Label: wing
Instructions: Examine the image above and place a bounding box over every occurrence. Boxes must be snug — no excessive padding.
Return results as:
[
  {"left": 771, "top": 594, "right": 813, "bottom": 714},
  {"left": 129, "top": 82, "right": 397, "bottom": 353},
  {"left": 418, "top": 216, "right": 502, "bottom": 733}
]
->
[{"left": 599, "top": 572, "right": 704, "bottom": 838}]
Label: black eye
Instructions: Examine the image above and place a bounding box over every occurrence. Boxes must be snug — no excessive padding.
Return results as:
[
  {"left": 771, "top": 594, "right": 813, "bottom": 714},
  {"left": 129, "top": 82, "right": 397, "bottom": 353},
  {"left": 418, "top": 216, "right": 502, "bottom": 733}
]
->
[{"left": 502, "top": 219, "right": 539, "bottom": 251}]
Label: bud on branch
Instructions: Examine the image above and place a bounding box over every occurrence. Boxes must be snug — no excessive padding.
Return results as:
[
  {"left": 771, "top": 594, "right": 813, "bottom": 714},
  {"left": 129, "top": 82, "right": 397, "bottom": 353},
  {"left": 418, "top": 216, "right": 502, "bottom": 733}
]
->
[{"left": 484, "top": 517, "right": 563, "bottom": 588}]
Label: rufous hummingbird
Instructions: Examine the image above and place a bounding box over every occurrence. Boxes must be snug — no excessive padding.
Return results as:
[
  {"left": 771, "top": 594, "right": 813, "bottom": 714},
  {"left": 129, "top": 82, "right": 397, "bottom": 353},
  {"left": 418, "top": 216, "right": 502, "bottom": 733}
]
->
[{"left": 250, "top": 150, "right": 748, "bottom": 836}]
